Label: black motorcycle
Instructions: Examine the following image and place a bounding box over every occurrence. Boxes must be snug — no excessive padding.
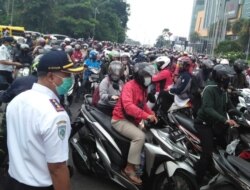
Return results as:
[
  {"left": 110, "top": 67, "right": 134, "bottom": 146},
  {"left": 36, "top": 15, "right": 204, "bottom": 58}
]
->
[{"left": 70, "top": 94, "right": 198, "bottom": 190}]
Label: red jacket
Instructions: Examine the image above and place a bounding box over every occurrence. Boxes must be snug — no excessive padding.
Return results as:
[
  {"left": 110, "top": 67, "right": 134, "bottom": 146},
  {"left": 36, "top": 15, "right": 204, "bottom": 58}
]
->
[
  {"left": 112, "top": 80, "right": 153, "bottom": 125},
  {"left": 71, "top": 51, "right": 83, "bottom": 63},
  {"left": 152, "top": 69, "right": 173, "bottom": 92}
]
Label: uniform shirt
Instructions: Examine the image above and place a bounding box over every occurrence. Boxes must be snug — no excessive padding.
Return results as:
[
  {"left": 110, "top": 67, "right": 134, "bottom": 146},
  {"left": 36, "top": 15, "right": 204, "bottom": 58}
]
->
[
  {"left": 0, "top": 44, "right": 13, "bottom": 72},
  {"left": 6, "top": 83, "right": 71, "bottom": 187}
]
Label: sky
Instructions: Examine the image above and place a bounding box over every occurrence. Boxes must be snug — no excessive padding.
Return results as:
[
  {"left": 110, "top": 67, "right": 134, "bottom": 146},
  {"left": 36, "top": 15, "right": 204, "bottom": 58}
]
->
[{"left": 126, "top": 0, "right": 194, "bottom": 45}]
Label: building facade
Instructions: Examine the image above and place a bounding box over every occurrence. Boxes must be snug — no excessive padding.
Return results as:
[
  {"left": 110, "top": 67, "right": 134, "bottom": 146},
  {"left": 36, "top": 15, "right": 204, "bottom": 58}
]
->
[
  {"left": 189, "top": 0, "right": 205, "bottom": 36},
  {"left": 241, "top": 0, "right": 250, "bottom": 18}
]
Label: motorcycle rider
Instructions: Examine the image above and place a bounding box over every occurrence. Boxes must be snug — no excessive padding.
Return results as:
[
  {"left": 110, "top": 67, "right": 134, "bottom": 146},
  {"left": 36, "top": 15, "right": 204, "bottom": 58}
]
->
[
  {"left": 81, "top": 49, "right": 101, "bottom": 94},
  {"left": 192, "top": 59, "right": 214, "bottom": 116},
  {"left": 194, "top": 64, "right": 238, "bottom": 184},
  {"left": 151, "top": 56, "right": 173, "bottom": 111},
  {"left": 111, "top": 62, "right": 157, "bottom": 185},
  {"left": 169, "top": 57, "right": 192, "bottom": 111},
  {"left": 232, "top": 59, "right": 248, "bottom": 89},
  {"left": 71, "top": 44, "right": 83, "bottom": 65},
  {"left": 14, "top": 43, "right": 33, "bottom": 65},
  {"left": 97, "top": 61, "right": 124, "bottom": 115},
  {"left": 120, "top": 52, "right": 132, "bottom": 82},
  {"left": 32, "top": 37, "right": 46, "bottom": 57}
]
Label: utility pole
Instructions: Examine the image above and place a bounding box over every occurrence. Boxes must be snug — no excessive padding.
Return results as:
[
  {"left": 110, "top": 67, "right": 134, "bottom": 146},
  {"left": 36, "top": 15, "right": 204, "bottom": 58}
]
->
[{"left": 246, "top": 27, "right": 250, "bottom": 61}]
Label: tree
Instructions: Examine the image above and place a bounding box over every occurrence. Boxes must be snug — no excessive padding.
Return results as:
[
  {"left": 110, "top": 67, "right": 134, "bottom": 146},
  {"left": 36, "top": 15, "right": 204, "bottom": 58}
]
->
[
  {"left": 189, "top": 32, "right": 200, "bottom": 43},
  {"left": 0, "top": 0, "right": 130, "bottom": 42},
  {"left": 155, "top": 35, "right": 168, "bottom": 48},
  {"left": 215, "top": 40, "right": 242, "bottom": 54}
]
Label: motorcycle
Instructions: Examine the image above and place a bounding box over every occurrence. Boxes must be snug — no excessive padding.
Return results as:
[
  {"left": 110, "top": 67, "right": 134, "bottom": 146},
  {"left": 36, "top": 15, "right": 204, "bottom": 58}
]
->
[
  {"left": 200, "top": 150, "right": 250, "bottom": 190},
  {"left": 70, "top": 94, "right": 198, "bottom": 190},
  {"left": 15, "top": 63, "right": 31, "bottom": 78},
  {"left": 88, "top": 67, "right": 101, "bottom": 93}
]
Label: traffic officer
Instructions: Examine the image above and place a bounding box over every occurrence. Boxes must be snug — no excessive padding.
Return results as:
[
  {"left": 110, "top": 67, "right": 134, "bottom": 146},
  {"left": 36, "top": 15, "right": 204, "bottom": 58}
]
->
[
  {"left": 5, "top": 50, "right": 83, "bottom": 190},
  {"left": 0, "top": 37, "right": 22, "bottom": 85}
]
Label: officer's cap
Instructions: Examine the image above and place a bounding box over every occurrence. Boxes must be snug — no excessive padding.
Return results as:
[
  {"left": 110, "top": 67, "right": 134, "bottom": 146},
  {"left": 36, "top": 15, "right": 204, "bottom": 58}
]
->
[{"left": 38, "top": 50, "right": 84, "bottom": 73}]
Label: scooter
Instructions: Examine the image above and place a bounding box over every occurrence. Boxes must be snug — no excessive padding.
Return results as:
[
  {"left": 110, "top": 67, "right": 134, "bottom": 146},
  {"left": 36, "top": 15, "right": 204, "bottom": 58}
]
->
[
  {"left": 70, "top": 94, "right": 198, "bottom": 190},
  {"left": 200, "top": 150, "right": 250, "bottom": 190}
]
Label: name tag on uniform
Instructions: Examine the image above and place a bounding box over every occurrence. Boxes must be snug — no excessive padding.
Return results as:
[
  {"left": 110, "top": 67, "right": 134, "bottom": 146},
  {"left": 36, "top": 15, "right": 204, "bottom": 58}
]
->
[{"left": 49, "top": 99, "right": 64, "bottom": 112}]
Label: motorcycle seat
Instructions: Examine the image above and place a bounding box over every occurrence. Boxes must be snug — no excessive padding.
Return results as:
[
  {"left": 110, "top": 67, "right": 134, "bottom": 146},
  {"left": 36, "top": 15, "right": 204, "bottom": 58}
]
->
[
  {"left": 228, "top": 155, "right": 250, "bottom": 179},
  {"left": 84, "top": 94, "right": 93, "bottom": 105},
  {"left": 88, "top": 107, "right": 130, "bottom": 155},
  {"left": 240, "top": 133, "right": 250, "bottom": 145},
  {"left": 172, "top": 112, "right": 198, "bottom": 136}
]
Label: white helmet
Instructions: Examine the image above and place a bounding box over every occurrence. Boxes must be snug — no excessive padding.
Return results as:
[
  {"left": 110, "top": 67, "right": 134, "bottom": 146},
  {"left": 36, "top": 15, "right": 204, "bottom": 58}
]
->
[
  {"left": 155, "top": 56, "right": 171, "bottom": 70},
  {"left": 220, "top": 59, "right": 229, "bottom": 65}
]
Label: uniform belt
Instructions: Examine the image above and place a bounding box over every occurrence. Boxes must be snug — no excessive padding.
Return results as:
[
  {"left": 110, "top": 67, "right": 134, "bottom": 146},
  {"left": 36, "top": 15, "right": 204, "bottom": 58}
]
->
[{"left": 5, "top": 174, "right": 54, "bottom": 190}]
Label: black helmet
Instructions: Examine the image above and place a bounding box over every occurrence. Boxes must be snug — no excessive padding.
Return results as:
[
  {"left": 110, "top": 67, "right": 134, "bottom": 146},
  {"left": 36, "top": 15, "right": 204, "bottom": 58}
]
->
[
  {"left": 212, "top": 64, "right": 235, "bottom": 89},
  {"left": 133, "top": 62, "right": 154, "bottom": 88},
  {"left": 108, "top": 61, "right": 124, "bottom": 82},
  {"left": 233, "top": 59, "right": 247, "bottom": 73},
  {"left": 200, "top": 59, "right": 214, "bottom": 70}
]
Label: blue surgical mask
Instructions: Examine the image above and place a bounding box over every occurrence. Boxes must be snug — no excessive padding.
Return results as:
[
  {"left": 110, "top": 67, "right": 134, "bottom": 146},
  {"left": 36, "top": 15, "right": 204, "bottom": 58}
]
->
[
  {"left": 54, "top": 74, "right": 73, "bottom": 95},
  {"left": 144, "top": 77, "right": 152, "bottom": 87}
]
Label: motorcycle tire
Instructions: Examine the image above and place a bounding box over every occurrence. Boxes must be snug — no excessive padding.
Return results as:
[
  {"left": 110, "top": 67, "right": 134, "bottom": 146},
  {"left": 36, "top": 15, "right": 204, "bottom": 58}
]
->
[
  {"left": 152, "top": 170, "right": 198, "bottom": 190},
  {"left": 72, "top": 148, "right": 91, "bottom": 175}
]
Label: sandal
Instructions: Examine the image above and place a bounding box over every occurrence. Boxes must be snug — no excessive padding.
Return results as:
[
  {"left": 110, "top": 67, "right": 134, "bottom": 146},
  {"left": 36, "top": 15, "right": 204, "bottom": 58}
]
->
[{"left": 121, "top": 169, "right": 142, "bottom": 185}]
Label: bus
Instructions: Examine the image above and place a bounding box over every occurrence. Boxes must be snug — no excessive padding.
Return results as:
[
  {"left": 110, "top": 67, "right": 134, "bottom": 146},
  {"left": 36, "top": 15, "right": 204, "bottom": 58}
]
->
[{"left": 0, "top": 25, "right": 25, "bottom": 40}]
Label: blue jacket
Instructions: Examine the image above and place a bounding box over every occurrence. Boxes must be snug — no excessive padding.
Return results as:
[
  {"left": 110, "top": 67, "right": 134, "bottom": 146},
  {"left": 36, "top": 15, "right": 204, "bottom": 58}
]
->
[
  {"left": 83, "top": 59, "right": 101, "bottom": 79},
  {"left": 0, "top": 75, "right": 37, "bottom": 103}
]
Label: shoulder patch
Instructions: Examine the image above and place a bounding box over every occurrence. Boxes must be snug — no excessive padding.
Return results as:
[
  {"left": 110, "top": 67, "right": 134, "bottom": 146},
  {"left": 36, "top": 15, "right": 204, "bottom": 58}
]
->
[
  {"left": 49, "top": 99, "right": 64, "bottom": 112},
  {"left": 57, "top": 121, "right": 67, "bottom": 140}
]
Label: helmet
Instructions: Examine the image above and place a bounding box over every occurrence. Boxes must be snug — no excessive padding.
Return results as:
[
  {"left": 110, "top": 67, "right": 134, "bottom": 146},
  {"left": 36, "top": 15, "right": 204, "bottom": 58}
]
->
[
  {"left": 82, "top": 43, "right": 89, "bottom": 49},
  {"left": 20, "top": 43, "right": 29, "bottom": 51},
  {"left": 75, "top": 44, "right": 81, "bottom": 50},
  {"left": 89, "top": 50, "right": 98, "bottom": 59},
  {"left": 212, "top": 64, "right": 235, "bottom": 89},
  {"left": 64, "top": 45, "right": 73, "bottom": 55},
  {"left": 37, "top": 37, "right": 46, "bottom": 47},
  {"left": 64, "top": 37, "right": 71, "bottom": 44},
  {"left": 155, "top": 56, "right": 171, "bottom": 70},
  {"left": 133, "top": 62, "right": 154, "bottom": 87},
  {"left": 200, "top": 59, "right": 214, "bottom": 70},
  {"left": 110, "top": 50, "right": 120, "bottom": 61},
  {"left": 233, "top": 59, "right": 247, "bottom": 73},
  {"left": 179, "top": 57, "right": 191, "bottom": 72},
  {"left": 220, "top": 59, "right": 229, "bottom": 65},
  {"left": 32, "top": 54, "right": 43, "bottom": 74},
  {"left": 108, "top": 61, "right": 124, "bottom": 82},
  {"left": 120, "top": 52, "right": 130, "bottom": 63}
]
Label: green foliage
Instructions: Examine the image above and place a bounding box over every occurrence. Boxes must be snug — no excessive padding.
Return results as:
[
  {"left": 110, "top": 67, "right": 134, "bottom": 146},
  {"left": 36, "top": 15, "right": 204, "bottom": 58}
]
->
[
  {"left": 215, "top": 40, "right": 242, "bottom": 54},
  {"left": 0, "top": 0, "right": 129, "bottom": 42},
  {"left": 221, "top": 52, "right": 245, "bottom": 63},
  {"left": 155, "top": 35, "right": 169, "bottom": 48},
  {"left": 215, "top": 40, "right": 245, "bottom": 63}
]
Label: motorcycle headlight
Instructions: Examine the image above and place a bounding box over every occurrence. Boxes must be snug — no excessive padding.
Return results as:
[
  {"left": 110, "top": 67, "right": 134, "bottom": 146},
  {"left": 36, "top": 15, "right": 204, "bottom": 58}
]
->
[{"left": 22, "top": 68, "right": 30, "bottom": 76}]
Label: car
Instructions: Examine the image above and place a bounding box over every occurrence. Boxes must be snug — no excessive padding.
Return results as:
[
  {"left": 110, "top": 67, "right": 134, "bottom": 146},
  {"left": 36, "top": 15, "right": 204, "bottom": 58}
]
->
[{"left": 25, "top": 31, "right": 43, "bottom": 38}]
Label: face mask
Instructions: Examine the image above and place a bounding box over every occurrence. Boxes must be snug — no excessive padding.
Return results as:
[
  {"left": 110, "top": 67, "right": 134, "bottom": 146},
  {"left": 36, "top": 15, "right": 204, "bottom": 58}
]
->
[
  {"left": 221, "top": 77, "right": 230, "bottom": 90},
  {"left": 144, "top": 77, "right": 152, "bottom": 87},
  {"left": 54, "top": 74, "right": 73, "bottom": 96}
]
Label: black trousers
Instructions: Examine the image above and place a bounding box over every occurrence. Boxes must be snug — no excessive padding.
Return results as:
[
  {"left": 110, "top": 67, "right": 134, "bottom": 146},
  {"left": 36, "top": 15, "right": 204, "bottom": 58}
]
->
[
  {"left": 0, "top": 70, "right": 13, "bottom": 84},
  {"left": 4, "top": 174, "right": 54, "bottom": 190},
  {"left": 194, "top": 121, "right": 227, "bottom": 181}
]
